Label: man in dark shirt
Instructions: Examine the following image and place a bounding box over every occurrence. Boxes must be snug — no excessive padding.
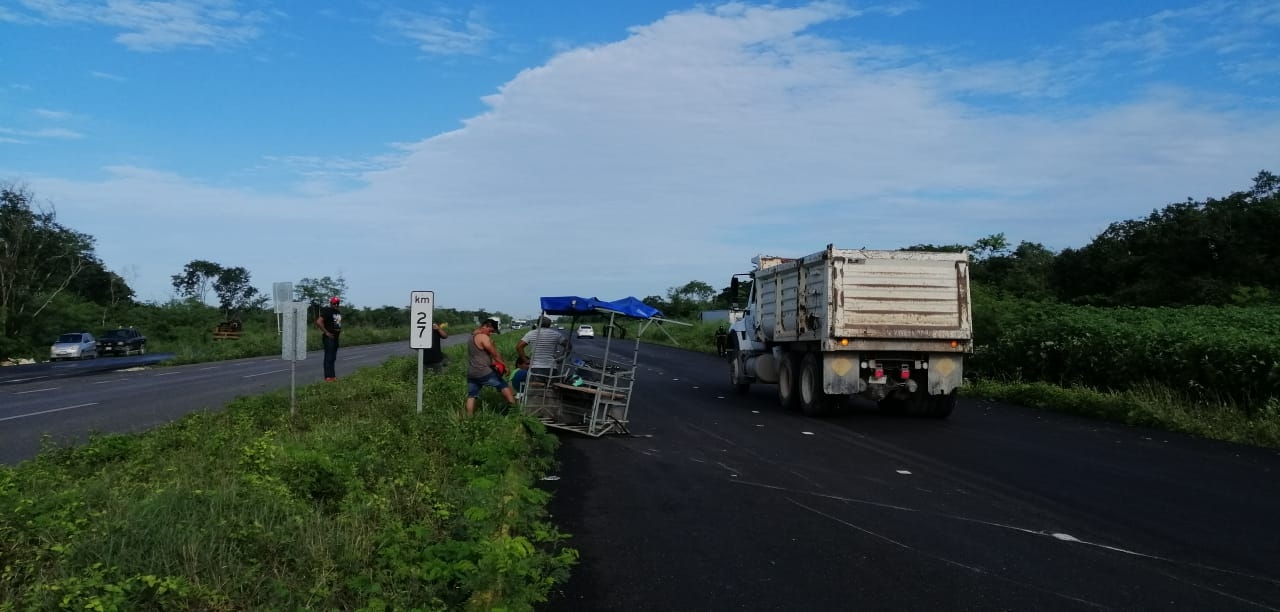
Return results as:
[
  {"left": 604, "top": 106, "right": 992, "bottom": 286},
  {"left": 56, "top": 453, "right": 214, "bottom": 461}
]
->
[
  {"left": 423, "top": 322, "right": 449, "bottom": 373},
  {"left": 315, "top": 296, "right": 343, "bottom": 381}
]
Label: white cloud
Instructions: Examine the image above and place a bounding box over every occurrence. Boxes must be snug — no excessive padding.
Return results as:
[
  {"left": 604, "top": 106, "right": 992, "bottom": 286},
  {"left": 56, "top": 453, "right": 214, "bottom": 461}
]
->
[
  {"left": 382, "top": 6, "right": 495, "bottom": 55},
  {"left": 33, "top": 108, "right": 73, "bottom": 120},
  {"left": 1084, "top": 0, "right": 1280, "bottom": 66},
  {"left": 14, "top": 2, "right": 1280, "bottom": 315},
  {"left": 0, "top": 127, "right": 83, "bottom": 140},
  {"left": 15, "top": 0, "right": 267, "bottom": 51},
  {"left": 90, "top": 71, "right": 126, "bottom": 81}
]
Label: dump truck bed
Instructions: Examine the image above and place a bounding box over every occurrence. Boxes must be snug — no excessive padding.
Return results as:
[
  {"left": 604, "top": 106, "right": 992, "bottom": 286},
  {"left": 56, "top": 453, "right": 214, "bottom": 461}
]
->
[{"left": 755, "top": 247, "right": 972, "bottom": 348}]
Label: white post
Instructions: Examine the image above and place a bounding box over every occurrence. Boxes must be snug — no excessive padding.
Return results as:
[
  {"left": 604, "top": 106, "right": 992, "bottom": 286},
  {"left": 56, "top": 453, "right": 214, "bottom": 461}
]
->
[
  {"left": 410, "top": 291, "right": 435, "bottom": 414},
  {"left": 281, "top": 301, "right": 308, "bottom": 418},
  {"left": 417, "top": 349, "right": 424, "bottom": 414}
]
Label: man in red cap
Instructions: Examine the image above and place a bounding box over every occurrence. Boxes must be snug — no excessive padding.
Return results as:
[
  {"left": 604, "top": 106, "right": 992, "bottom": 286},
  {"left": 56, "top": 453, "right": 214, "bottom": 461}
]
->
[
  {"left": 315, "top": 296, "right": 343, "bottom": 381},
  {"left": 465, "top": 316, "right": 515, "bottom": 415}
]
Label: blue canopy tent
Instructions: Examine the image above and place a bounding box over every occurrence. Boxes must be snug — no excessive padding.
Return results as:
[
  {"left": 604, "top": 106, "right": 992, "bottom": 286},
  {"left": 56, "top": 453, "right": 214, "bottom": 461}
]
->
[{"left": 524, "top": 295, "right": 688, "bottom": 437}]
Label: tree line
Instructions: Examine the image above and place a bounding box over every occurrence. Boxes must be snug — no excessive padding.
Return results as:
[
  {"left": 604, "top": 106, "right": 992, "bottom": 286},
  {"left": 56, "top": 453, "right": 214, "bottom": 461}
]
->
[
  {"left": 4, "top": 170, "right": 1274, "bottom": 356},
  {"left": 647, "top": 170, "right": 1279, "bottom": 317},
  {"left": 0, "top": 183, "right": 517, "bottom": 358}
]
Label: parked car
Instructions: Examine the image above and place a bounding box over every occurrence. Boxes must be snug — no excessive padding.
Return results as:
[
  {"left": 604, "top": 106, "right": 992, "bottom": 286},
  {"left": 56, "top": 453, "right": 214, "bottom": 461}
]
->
[
  {"left": 50, "top": 332, "right": 97, "bottom": 361},
  {"left": 97, "top": 328, "right": 147, "bottom": 356},
  {"left": 576, "top": 325, "right": 595, "bottom": 339}
]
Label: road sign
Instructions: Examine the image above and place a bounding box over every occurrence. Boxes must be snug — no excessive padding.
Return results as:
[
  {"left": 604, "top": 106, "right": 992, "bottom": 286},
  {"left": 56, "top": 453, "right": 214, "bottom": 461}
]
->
[
  {"left": 273, "top": 281, "right": 294, "bottom": 314},
  {"left": 410, "top": 291, "right": 435, "bottom": 350},
  {"left": 281, "top": 301, "right": 308, "bottom": 361}
]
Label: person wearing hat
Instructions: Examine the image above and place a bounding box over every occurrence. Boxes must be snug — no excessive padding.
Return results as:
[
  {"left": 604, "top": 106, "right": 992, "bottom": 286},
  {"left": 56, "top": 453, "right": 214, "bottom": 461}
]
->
[
  {"left": 465, "top": 317, "right": 516, "bottom": 415},
  {"left": 315, "top": 296, "right": 343, "bottom": 381}
]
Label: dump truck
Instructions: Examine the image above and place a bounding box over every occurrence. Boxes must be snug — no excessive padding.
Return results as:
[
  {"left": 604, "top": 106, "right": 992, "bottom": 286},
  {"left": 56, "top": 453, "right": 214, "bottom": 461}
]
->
[{"left": 725, "top": 244, "right": 972, "bottom": 417}]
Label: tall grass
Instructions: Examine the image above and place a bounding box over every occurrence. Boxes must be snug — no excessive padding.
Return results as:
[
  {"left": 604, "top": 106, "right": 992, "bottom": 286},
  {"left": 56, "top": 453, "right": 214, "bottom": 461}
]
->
[{"left": 0, "top": 338, "right": 576, "bottom": 610}]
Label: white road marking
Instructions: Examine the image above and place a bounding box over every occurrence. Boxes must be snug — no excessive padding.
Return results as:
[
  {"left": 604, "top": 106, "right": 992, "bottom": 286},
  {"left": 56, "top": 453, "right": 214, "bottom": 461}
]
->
[
  {"left": 741, "top": 479, "right": 1280, "bottom": 604},
  {"left": 801, "top": 431, "right": 814, "bottom": 435},
  {"left": 896, "top": 469, "right": 913, "bottom": 475},
  {"left": 789, "top": 498, "right": 1108, "bottom": 609},
  {"left": 2, "top": 376, "right": 49, "bottom": 384},
  {"left": 0, "top": 402, "right": 99, "bottom": 422},
  {"left": 197, "top": 366, "right": 219, "bottom": 371},
  {"left": 14, "top": 387, "right": 58, "bottom": 395},
  {"left": 243, "top": 369, "right": 287, "bottom": 378},
  {"left": 92, "top": 379, "right": 126, "bottom": 385}
]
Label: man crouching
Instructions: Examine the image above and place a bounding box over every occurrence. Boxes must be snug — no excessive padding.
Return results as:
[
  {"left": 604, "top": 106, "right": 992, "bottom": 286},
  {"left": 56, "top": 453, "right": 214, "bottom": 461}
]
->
[{"left": 465, "top": 317, "right": 516, "bottom": 416}]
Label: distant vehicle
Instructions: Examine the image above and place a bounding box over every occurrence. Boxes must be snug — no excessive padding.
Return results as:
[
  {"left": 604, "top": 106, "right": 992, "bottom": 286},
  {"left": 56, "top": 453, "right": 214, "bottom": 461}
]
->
[
  {"left": 97, "top": 328, "right": 147, "bottom": 356},
  {"left": 511, "top": 319, "right": 528, "bottom": 330},
  {"left": 576, "top": 325, "right": 595, "bottom": 339},
  {"left": 50, "top": 332, "right": 97, "bottom": 361}
]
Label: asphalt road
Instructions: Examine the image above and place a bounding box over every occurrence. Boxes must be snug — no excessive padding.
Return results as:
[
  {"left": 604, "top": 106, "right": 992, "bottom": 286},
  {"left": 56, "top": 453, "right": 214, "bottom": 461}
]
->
[
  {"left": 544, "top": 341, "right": 1280, "bottom": 611},
  {"left": 0, "top": 337, "right": 467, "bottom": 465},
  {"left": 4, "top": 337, "right": 1278, "bottom": 610}
]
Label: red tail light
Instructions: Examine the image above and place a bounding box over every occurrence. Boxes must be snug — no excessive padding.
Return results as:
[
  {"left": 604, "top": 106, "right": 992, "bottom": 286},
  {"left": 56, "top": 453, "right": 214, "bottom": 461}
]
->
[
  {"left": 900, "top": 368, "right": 910, "bottom": 380},
  {"left": 874, "top": 368, "right": 884, "bottom": 378}
]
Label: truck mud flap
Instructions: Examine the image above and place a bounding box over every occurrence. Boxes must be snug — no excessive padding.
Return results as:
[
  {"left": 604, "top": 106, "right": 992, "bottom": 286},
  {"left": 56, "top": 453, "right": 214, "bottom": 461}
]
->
[
  {"left": 928, "top": 354, "right": 964, "bottom": 395},
  {"left": 822, "top": 353, "right": 865, "bottom": 395}
]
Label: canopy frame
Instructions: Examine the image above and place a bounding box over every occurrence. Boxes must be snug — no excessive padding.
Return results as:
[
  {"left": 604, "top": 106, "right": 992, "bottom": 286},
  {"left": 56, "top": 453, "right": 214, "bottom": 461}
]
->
[{"left": 521, "top": 296, "right": 689, "bottom": 437}]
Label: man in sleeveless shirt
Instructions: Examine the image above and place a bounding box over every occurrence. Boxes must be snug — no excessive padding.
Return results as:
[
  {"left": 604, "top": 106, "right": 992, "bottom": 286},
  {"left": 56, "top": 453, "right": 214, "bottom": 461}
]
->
[{"left": 465, "top": 317, "right": 516, "bottom": 415}]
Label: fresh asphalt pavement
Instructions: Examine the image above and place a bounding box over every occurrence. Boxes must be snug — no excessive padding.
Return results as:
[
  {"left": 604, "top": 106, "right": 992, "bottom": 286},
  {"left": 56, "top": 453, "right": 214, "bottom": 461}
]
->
[
  {"left": 4, "top": 336, "right": 1278, "bottom": 610},
  {"left": 543, "top": 340, "right": 1280, "bottom": 611}
]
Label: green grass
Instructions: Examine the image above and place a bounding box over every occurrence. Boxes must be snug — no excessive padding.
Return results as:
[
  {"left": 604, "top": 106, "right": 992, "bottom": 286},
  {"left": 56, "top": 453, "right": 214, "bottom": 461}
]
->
[
  {"left": 962, "top": 378, "right": 1280, "bottom": 448},
  {"left": 156, "top": 325, "right": 408, "bottom": 366},
  {"left": 0, "top": 337, "right": 577, "bottom": 611}
]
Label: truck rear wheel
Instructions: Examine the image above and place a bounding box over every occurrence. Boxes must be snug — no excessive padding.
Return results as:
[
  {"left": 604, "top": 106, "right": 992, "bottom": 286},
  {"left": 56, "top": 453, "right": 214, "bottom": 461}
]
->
[
  {"left": 798, "top": 353, "right": 833, "bottom": 417},
  {"left": 777, "top": 354, "right": 799, "bottom": 411},
  {"left": 878, "top": 397, "right": 906, "bottom": 415},
  {"left": 927, "top": 392, "right": 955, "bottom": 418},
  {"left": 728, "top": 353, "right": 750, "bottom": 394},
  {"left": 909, "top": 391, "right": 955, "bottom": 419}
]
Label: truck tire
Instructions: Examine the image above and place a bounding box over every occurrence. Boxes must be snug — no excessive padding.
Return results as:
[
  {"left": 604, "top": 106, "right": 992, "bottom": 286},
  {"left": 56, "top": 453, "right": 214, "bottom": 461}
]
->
[
  {"left": 927, "top": 392, "right": 955, "bottom": 419},
  {"left": 909, "top": 391, "right": 955, "bottom": 419},
  {"left": 798, "top": 353, "right": 833, "bottom": 416},
  {"left": 726, "top": 337, "right": 750, "bottom": 394},
  {"left": 777, "top": 354, "right": 799, "bottom": 411},
  {"left": 878, "top": 396, "right": 906, "bottom": 415}
]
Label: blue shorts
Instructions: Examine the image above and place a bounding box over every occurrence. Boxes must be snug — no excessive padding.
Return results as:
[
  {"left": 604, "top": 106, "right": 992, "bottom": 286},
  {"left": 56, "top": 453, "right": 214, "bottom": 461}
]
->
[{"left": 467, "top": 371, "right": 509, "bottom": 398}]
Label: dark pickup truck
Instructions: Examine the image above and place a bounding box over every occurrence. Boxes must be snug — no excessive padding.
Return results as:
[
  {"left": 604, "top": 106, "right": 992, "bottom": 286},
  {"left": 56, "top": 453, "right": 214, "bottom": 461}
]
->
[{"left": 97, "top": 328, "right": 147, "bottom": 356}]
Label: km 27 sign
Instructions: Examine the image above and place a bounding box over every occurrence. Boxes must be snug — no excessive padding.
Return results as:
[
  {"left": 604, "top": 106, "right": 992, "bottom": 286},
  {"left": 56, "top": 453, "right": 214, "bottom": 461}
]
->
[{"left": 409, "top": 291, "right": 435, "bottom": 350}]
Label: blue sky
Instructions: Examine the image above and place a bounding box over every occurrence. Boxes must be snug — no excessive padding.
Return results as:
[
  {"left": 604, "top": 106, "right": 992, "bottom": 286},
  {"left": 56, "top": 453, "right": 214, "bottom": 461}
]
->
[{"left": 2, "top": 1, "right": 1278, "bottom": 317}]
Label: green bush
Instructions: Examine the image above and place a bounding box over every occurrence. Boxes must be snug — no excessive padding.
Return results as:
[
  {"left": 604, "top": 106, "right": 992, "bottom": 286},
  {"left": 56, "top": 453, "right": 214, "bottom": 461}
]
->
[
  {"left": 968, "top": 300, "right": 1280, "bottom": 413},
  {"left": 0, "top": 343, "right": 576, "bottom": 610}
]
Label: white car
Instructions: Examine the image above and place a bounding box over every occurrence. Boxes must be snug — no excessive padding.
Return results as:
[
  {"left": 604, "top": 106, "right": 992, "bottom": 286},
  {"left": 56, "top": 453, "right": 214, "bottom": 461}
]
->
[
  {"left": 576, "top": 325, "right": 595, "bottom": 339},
  {"left": 50, "top": 332, "right": 97, "bottom": 361}
]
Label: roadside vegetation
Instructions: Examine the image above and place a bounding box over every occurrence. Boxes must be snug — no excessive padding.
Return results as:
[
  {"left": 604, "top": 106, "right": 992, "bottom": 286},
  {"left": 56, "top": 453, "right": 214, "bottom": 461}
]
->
[
  {"left": 2, "top": 171, "right": 1278, "bottom": 607},
  {"left": 0, "top": 334, "right": 576, "bottom": 610}
]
